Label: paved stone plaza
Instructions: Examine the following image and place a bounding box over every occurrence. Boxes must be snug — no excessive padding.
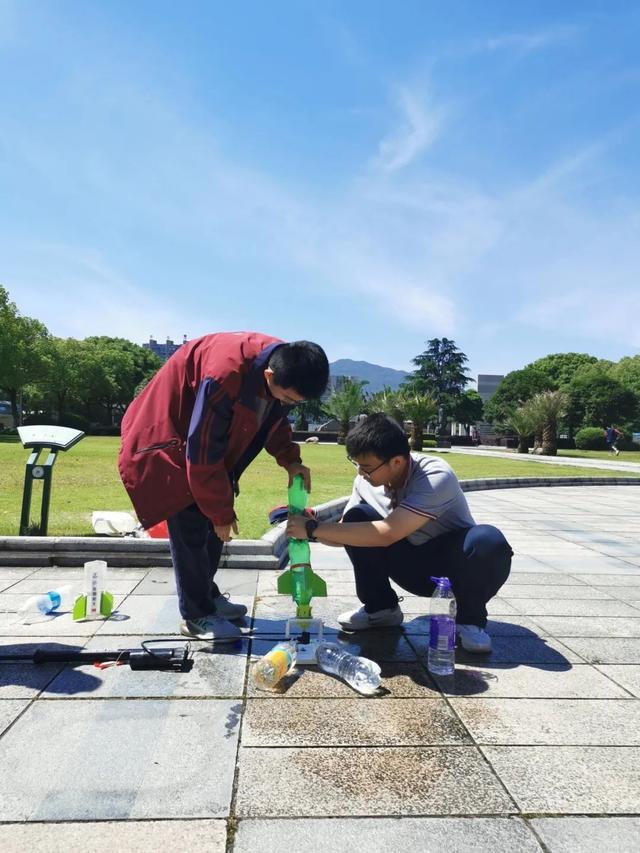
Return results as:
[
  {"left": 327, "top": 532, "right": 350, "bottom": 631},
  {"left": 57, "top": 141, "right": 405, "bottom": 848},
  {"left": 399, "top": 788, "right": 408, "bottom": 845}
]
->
[{"left": 1, "top": 484, "right": 640, "bottom": 851}]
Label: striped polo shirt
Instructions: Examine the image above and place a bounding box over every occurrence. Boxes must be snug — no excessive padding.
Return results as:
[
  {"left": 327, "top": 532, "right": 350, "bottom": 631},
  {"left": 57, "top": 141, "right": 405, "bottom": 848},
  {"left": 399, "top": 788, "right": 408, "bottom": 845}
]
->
[{"left": 343, "top": 452, "right": 475, "bottom": 545}]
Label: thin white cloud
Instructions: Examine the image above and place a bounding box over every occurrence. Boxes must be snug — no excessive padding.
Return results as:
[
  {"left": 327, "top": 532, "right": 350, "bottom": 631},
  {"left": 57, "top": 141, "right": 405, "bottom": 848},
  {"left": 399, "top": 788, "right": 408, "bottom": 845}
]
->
[
  {"left": 483, "top": 27, "right": 581, "bottom": 53},
  {"left": 7, "top": 243, "right": 212, "bottom": 342},
  {"left": 374, "top": 85, "right": 444, "bottom": 172}
]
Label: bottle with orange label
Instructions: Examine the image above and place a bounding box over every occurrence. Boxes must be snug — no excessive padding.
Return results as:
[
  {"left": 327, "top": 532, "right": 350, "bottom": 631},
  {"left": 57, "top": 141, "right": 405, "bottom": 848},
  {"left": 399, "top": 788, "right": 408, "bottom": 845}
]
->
[{"left": 252, "top": 640, "right": 298, "bottom": 690}]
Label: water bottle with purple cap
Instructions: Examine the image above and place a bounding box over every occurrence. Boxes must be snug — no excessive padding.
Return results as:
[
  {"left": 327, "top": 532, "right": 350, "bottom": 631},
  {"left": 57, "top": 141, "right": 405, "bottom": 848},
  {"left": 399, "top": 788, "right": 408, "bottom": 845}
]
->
[{"left": 427, "top": 576, "right": 456, "bottom": 676}]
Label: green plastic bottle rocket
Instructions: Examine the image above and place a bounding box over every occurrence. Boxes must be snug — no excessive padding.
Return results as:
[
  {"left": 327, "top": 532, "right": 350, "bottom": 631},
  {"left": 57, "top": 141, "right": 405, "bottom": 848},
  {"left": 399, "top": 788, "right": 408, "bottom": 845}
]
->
[{"left": 277, "top": 474, "right": 327, "bottom": 619}]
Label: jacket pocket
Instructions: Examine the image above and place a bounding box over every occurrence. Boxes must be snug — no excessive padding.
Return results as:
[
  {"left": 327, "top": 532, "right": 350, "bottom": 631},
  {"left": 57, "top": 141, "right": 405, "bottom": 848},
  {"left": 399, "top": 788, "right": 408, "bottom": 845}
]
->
[{"left": 134, "top": 438, "right": 181, "bottom": 455}]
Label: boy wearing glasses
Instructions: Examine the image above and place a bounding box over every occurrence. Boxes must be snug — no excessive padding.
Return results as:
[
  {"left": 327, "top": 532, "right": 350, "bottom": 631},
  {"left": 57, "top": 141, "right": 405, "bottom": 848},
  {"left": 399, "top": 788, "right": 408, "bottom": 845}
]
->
[{"left": 286, "top": 413, "right": 512, "bottom": 652}]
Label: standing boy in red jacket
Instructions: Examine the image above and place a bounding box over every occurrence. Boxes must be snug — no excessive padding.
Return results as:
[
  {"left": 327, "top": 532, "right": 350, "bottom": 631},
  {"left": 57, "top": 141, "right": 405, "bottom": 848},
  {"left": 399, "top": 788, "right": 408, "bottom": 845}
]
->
[{"left": 119, "top": 332, "right": 329, "bottom": 640}]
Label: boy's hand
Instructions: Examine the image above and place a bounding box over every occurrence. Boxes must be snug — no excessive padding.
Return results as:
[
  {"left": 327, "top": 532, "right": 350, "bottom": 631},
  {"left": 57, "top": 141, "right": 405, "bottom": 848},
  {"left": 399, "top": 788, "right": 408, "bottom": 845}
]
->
[
  {"left": 286, "top": 515, "right": 309, "bottom": 539},
  {"left": 214, "top": 520, "right": 239, "bottom": 542},
  {"left": 286, "top": 462, "right": 311, "bottom": 492}
]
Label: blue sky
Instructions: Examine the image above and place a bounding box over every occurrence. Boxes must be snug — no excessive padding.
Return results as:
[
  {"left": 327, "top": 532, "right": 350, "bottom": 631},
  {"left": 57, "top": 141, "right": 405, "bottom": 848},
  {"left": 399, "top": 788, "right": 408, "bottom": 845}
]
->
[{"left": 1, "top": 1, "right": 639, "bottom": 380}]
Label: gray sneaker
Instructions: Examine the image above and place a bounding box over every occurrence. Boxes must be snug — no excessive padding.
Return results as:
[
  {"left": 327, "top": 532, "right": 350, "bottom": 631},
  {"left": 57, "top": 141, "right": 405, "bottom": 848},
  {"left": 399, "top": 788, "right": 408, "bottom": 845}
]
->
[
  {"left": 180, "top": 616, "right": 242, "bottom": 642},
  {"left": 338, "top": 604, "right": 404, "bottom": 631},
  {"left": 213, "top": 593, "right": 248, "bottom": 620}
]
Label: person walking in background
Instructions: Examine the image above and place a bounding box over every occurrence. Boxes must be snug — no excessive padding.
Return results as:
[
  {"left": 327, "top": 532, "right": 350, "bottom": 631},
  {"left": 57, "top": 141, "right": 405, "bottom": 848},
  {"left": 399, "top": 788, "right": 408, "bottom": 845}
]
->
[
  {"left": 605, "top": 425, "right": 622, "bottom": 456},
  {"left": 119, "top": 332, "right": 329, "bottom": 641}
]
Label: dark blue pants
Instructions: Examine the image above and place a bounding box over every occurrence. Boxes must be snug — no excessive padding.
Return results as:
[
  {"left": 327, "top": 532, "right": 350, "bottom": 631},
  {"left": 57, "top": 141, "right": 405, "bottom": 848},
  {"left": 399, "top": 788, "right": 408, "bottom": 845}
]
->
[
  {"left": 343, "top": 504, "right": 513, "bottom": 627},
  {"left": 167, "top": 503, "right": 223, "bottom": 620}
]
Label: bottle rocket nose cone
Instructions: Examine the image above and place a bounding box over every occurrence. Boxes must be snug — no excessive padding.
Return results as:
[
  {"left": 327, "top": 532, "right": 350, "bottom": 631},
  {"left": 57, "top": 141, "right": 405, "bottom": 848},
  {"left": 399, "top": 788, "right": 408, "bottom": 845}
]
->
[{"left": 430, "top": 576, "right": 451, "bottom": 588}]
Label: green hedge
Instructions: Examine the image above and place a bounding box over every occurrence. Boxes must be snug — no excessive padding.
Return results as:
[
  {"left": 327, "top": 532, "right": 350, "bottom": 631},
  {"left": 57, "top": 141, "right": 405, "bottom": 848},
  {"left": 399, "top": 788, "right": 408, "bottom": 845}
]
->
[{"left": 575, "top": 427, "right": 607, "bottom": 450}]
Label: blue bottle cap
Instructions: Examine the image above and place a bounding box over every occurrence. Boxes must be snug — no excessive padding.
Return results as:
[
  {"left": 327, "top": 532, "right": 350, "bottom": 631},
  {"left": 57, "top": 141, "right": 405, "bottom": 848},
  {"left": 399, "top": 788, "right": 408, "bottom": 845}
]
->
[{"left": 430, "top": 576, "right": 452, "bottom": 589}]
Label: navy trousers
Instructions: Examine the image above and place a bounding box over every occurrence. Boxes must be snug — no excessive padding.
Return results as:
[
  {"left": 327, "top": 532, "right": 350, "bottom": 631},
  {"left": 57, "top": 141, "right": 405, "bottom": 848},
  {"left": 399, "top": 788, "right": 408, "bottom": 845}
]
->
[
  {"left": 343, "top": 504, "right": 513, "bottom": 627},
  {"left": 167, "top": 503, "right": 224, "bottom": 620}
]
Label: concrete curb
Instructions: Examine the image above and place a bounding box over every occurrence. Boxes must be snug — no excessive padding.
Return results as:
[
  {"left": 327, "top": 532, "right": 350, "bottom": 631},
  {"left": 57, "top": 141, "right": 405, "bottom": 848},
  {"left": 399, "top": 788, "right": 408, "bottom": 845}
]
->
[{"left": 2, "top": 478, "right": 639, "bottom": 568}]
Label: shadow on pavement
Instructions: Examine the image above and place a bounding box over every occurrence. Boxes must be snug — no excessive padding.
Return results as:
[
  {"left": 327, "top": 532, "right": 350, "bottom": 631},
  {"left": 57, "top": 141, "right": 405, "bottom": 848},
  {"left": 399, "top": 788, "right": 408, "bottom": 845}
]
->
[{"left": 0, "top": 641, "right": 103, "bottom": 694}]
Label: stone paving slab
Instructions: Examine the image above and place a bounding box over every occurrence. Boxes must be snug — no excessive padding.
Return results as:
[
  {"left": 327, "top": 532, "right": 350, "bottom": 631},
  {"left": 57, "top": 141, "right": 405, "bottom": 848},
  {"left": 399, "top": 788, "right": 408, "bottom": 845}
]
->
[
  {"left": 232, "top": 816, "right": 543, "bottom": 852},
  {"left": 42, "top": 636, "right": 248, "bottom": 699},
  {"left": 530, "top": 615, "right": 640, "bottom": 637},
  {"left": 504, "top": 597, "right": 640, "bottom": 617},
  {"left": 482, "top": 745, "right": 640, "bottom": 813},
  {"left": 530, "top": 816, "right": 640, "bottom": 852},
  {"left": 247, "top": 660, "right": 438, "bottom": 698},
  {"left": 432, "top": 662, "right": 629, "bottom": 698},
  {"left": 594, "top": 585, "right": 640, "bottom": 600},
  {"left": 0, "top": 819, "right": 227, "bottom": 853},
  {"left": 235, "top": 746, "right": 516, "bottom": 816},
  {"left": 502, "top": 572, "right": 589, "bottom": 585},
  {"left": 3, "top": 577, "right": 141, "bottom": 595},
  {"left": 579, "top": 573, "right": 640, "bottom": 586},
  {"left": 0, "top": 662, "right": 66, "bottom": 698},
  {"left": 0, "top": 610, "right": 101, "bottom": 637},
  {"left": 0, "top": 698, "right": 240, "bottom": 821},
  {"left": 594, "top": 665, "right": 640, "bottom": 697},
  {"left": 243, "top": 697, "right": 471, "bottom": 746},
  {"left": 448, "top": 636, "right": 584, "bottom": 665},
  {"left": 558, "top": 636, "right": 640, "bottom": 663},
  {"left": 531, "top": 557, "right": 640, "bottom": 573},
  {"left": 251, "top": 629, "right": 418, "bottom": 662},
  {"left": 452, "top": 697, "right": 640, "bottom": 745},
  {"left": 503, "top": 584, "right": 613, "bottom": 599},
  {"left": 0, "top": 569, "right": 37, "bottom": 592},
  {"left": 31, "top": 567, "right": 147, "bottom": 580},
  {"left": 0, "top": 699, "right": 30, "bottom": 736}
]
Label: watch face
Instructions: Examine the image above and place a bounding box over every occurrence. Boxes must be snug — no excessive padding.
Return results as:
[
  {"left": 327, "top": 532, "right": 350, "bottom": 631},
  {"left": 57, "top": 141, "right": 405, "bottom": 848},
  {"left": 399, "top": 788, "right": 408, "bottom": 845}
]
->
[{"left": 32, "top": 465, "right": 45, "bottom": 479}]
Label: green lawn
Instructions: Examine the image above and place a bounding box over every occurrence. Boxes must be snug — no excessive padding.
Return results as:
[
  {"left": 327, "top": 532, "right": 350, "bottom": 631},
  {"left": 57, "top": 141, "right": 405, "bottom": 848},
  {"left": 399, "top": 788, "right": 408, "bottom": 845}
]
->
[
  {"left": 558, "top": 449, "right": 640, "bottom": 461},
  {"left": 1, "top": 438, "right": 637, "bottom": 539}
]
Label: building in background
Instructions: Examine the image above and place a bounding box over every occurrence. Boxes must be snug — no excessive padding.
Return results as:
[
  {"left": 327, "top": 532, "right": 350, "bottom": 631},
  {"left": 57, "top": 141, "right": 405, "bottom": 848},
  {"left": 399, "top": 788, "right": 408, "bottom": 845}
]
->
[
  {"left": 142, "top": 335, "right": 187, "bottom": 362},
  {"left": 321, "top": 374, "right": 356, "bottom": 402},
  {"left": 477, "top": 374, "right": 504, "bottom": 403}
]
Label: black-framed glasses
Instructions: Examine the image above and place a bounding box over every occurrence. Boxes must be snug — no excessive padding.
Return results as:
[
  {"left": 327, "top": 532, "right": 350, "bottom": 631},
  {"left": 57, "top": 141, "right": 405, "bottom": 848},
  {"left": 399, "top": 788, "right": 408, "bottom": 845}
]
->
[{"left": 347, "top": 456, "right": 388, "bottom": 479}]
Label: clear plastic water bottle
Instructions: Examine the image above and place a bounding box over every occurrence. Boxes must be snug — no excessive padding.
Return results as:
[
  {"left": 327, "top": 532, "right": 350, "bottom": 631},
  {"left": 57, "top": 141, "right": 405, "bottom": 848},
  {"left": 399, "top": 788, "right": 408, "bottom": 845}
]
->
[
  {"left": 316, "top": 642, "right": 381, "bottom": 695},
  {"left": 252, "top": 640, "right": 298, "bottom": 691},
  {"left": 427, "top": 576, "right": 457, "bottom": 676},
  {"left": 7, "top": 585, "right": 76, "bottom": 626}
]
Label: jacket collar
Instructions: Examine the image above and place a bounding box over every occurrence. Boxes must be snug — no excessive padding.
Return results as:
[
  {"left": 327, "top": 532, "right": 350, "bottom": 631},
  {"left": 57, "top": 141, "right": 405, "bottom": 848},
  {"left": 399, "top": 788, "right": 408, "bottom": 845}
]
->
[{"left": 240, "top": 342, "right": 284, "bottom": 406}]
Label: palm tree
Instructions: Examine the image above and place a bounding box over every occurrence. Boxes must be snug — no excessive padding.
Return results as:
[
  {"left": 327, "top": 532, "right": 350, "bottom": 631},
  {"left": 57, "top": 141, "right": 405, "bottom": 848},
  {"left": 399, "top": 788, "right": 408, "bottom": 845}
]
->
[
  {"left": 324, "top": 379, "right": 367, "bottom": 444},
  {"left": 529, "top": 390, "right": 568, "bottom": 456},
  {"left": 397, "top": 393, "right": 438, "bottom": 451},
  {"left": 507, "top": 402, "right": 538, "bottom": 454},
  {"left": 366, "top": 386, "right": 404, "bottom": 425}
]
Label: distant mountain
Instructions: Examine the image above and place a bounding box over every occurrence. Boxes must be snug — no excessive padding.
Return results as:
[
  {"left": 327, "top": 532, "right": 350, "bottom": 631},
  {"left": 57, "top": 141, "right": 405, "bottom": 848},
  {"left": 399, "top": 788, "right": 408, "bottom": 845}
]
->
[{"left": 329, "top": 359, "right": 410, "bottom": 394}]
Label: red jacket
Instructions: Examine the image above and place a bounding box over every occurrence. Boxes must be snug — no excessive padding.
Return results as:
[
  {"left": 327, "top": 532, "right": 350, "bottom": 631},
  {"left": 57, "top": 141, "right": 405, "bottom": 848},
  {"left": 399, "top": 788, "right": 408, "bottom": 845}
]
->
[{"left": 118, "top": 332, "right": 302, "bottom": 528}]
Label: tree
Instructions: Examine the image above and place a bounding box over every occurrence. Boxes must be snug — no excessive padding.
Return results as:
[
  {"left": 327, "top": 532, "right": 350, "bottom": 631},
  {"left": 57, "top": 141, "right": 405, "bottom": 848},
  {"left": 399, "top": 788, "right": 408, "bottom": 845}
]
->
[
  {"left": 366, "top": 387, "right": 405, "bottom": 425},
  {"left": 397, "top": 393, "right": 438, "bottom": 451},
  {"left": 404, "top": 338, "right": 472, "bottom": 434},
  {"left": 507, "top": 402, "right": 538, "bottom": 454},
  {"left": 567, "top": 365, "right": 638, "bottom": 432},
  {"left": 290, "top": 399, "right": 326, "bottom": 430},
  {"left": 324, "top": 379, "right": 367, "bottom": 444},
  {"left": 526, "top": 353, "right": 598, "bottom": 389},
  {"left": 528, "top": 390, "right": 568, "bottom": 456},
  {"left": 0, "top": 286, "right": 49, "bottom": 427},
  {"left": 610, "top": 355, "right": 640, "bottom": 400},
  {"left": 39, "top": 337, "right": 86, "bottom": 421},
  {"left": 484, "top": 367, "right": 556, "bottom": 427},
  {"left": 79, "top": 337, "right": 161, "bottom": 424},
  {"left": 453, "top": 389, "right": 484, "bottom": 435}
]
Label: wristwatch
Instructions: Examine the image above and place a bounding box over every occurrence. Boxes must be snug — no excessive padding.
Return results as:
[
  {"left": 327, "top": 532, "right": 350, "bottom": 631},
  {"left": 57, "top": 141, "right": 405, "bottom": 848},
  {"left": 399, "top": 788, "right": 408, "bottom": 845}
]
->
[{"left": 305, "top": 518, "right": 320, "bottom": 542}]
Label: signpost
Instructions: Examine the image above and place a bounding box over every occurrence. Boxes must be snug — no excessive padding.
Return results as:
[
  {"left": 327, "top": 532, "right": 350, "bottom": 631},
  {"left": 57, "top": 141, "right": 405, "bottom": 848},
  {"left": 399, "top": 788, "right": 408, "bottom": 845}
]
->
[{"left": 17, "top": 425, "right": 85, "bottom": 536}]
